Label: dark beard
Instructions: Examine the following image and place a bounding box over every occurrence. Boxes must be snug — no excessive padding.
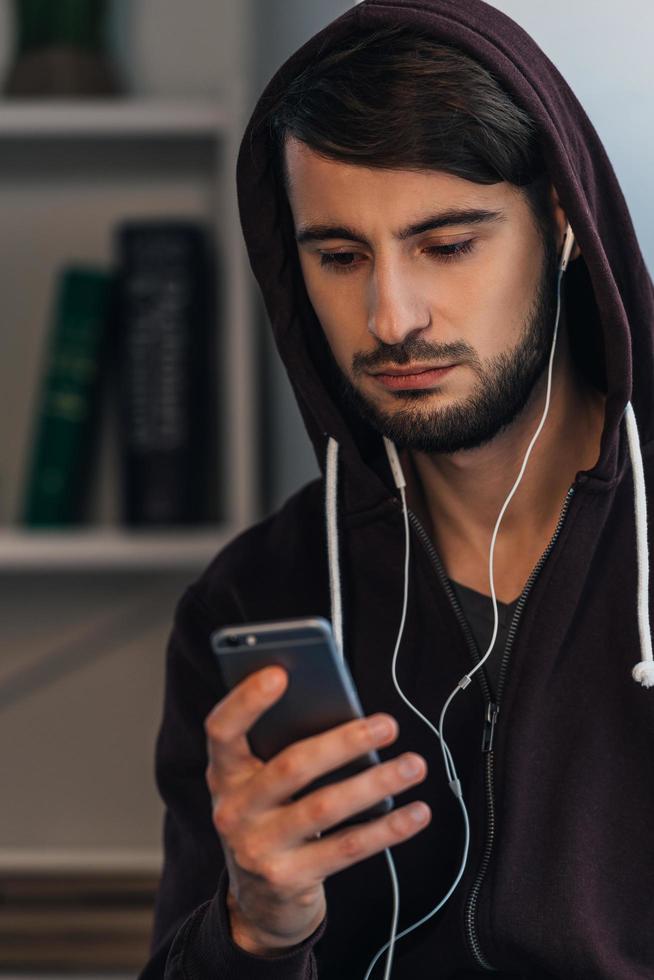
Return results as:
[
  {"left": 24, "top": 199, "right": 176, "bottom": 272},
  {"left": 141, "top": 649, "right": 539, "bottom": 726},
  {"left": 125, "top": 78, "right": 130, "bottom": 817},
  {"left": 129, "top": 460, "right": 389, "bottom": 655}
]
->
[{"left": 334, "top": 236, "right": 560, "bottom": 455}]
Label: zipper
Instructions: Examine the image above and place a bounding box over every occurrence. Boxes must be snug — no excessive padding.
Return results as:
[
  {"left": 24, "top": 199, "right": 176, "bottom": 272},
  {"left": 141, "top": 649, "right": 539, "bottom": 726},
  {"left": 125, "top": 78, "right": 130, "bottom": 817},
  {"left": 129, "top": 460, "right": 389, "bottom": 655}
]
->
[
  {"left": 481, "top": 702, "right": 500, "bottom": 754},
  {"left": 406, "top": 485, "right": 576, "bottom": 971}
]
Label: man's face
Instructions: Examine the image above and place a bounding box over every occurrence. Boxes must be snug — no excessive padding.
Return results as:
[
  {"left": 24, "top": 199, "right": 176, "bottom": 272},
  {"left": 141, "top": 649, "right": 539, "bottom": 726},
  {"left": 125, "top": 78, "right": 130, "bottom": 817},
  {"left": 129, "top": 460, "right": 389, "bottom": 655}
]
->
[{"left": 285, "top": 137, "right": 559, "bottom": 454}]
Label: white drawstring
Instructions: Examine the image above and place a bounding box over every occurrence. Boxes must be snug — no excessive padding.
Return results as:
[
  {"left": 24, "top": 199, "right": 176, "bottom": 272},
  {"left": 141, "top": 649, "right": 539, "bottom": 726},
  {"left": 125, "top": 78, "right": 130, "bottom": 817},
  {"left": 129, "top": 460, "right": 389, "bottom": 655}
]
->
[
  {"left": 325, "top": 436, "right": 401, "bottom": 980},
  {"left": 326, "top": 437, "right": 344, "bottom": 659},
  {"left": 625, "top": 402, "right": 654, "bottom": 687}
]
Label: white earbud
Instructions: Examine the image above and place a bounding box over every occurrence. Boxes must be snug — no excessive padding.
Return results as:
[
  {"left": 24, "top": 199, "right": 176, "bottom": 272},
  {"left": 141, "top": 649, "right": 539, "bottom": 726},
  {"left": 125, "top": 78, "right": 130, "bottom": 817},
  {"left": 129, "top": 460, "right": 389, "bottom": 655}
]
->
[
  {"left": 383, "top": 437, "right": 406, "bottom": 489},
  {"left": 559, "top": 222, "right": 575, "bottom": 272}
]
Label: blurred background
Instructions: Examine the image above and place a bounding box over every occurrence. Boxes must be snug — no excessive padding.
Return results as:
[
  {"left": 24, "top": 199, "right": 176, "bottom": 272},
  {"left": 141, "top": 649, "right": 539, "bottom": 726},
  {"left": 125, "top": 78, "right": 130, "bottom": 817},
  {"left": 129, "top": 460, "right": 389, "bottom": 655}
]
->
[{"left": 0, "top": 0, "right": 651, "bottom": 976}]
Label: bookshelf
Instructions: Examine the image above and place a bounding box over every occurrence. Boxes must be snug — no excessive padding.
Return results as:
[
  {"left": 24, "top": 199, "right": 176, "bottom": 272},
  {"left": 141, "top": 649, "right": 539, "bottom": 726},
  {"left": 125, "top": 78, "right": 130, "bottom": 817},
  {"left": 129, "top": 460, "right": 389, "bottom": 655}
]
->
[
  {"left": 0, "top": 94, "right": 258, "bottom": 568},
  {"left": 0, "top": 98, "right": 256, "bottom": 893}
]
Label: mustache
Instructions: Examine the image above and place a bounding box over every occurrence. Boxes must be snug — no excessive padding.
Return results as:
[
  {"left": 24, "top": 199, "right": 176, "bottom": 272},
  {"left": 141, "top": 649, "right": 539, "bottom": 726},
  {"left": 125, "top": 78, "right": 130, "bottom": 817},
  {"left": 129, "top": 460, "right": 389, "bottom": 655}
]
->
[{"left": 352, "top": 337, "right": 479, "bottom": 375}]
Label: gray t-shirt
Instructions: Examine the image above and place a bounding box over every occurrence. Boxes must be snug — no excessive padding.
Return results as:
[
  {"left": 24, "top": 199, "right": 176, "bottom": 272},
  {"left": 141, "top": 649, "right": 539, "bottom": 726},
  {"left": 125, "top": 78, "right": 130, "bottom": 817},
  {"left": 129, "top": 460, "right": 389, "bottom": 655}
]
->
[{"left": 449, "top": 581, "right": 519, "bottom": 699}]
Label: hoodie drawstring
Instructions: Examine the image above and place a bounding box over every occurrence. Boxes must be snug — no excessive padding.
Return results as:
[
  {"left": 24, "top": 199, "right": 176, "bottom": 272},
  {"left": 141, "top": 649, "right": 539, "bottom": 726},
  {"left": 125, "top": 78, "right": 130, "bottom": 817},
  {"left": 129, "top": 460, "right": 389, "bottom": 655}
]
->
[
  {"left": 326, "top": 437, "right": 344, "bottom": 659},
  {"left": 327, "top": 411, "right": 653, "bottom": 688},
  {"left": 625, "top": 402, "right": 654, "bottom": 687}
]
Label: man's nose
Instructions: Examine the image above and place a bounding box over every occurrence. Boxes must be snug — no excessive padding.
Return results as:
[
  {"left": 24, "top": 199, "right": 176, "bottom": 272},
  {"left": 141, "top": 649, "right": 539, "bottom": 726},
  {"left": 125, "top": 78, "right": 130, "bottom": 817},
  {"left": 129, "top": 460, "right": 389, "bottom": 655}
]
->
[{"left": 367, "top": 262, "right": 431, "bottom": 345}]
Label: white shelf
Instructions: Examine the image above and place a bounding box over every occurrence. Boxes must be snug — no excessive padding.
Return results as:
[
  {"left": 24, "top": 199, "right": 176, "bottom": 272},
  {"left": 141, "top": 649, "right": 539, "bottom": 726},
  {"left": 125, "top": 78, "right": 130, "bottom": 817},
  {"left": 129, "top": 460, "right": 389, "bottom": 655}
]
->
[
  {"left": 0, "top": 98, "right": 230, "bottom": 137},
  {"left": 0, "top": 847, "right": 162, "bottom": 874},
  {"left": 0, "top": 525, "right": 244, "bottom": 571}
]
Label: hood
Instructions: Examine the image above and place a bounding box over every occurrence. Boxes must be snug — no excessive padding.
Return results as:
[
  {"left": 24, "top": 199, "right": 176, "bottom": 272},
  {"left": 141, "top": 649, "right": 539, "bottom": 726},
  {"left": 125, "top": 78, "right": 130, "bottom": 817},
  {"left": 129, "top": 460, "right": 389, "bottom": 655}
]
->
[{"left": 236, "top": 0, "right": 654, "bottom": 516}]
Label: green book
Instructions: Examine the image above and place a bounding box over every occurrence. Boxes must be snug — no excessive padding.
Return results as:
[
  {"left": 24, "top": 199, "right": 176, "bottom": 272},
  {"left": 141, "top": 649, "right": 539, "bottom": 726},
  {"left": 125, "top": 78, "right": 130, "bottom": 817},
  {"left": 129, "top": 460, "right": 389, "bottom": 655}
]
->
[
  {"left": 13, "top": 0, "right": 109, "bottom": 53},
  {"left": 21, "top": 266, "right": 112, "bottom": 527}
]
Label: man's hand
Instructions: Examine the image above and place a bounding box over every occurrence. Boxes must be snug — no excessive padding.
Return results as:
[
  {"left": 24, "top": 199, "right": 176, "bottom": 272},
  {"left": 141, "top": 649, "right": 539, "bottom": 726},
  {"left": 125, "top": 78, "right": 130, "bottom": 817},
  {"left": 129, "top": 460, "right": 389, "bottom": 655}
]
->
[{"left": 204, "top": 665, "right": 430, "bottom": 956}]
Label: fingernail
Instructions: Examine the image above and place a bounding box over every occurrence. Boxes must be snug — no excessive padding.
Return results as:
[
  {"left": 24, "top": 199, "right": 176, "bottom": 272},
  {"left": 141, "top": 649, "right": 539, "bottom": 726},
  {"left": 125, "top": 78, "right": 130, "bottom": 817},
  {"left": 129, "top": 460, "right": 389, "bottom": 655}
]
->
[
  {"left": 398, "top": 756, "right": 423, "bottom": 779},
  {"left": 369, "top": 716, "right": 394, "bottom": 739},
  {"left": 409, "top": 803, "right": 430, "bottom": 824},
  {"left": 261, "top": 669, "right": 283, "bottom": 692}
]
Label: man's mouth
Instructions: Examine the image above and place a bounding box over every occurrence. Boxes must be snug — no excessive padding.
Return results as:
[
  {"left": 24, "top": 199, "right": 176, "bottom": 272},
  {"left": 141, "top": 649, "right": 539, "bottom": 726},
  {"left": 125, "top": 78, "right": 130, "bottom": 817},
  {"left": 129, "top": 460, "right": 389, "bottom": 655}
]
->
[{"left": 369, "top": 364, "right": 457, "bottom": 391}]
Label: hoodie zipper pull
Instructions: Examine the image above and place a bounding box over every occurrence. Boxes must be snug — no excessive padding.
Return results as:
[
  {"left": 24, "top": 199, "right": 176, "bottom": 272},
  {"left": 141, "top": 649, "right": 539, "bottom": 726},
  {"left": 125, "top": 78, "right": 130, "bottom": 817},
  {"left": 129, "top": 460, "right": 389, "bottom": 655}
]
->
[{"left": 481, "top": 702, "right": 499, "bottom": 753}]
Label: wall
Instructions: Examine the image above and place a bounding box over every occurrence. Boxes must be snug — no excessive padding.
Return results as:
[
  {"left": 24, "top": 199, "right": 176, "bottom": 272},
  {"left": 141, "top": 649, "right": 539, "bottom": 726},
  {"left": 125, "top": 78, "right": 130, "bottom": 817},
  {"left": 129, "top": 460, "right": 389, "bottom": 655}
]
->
[
  {"left": 489, "top": 0, "right": 653, "bottom": 270},
  {"left": 108, "top": 0, "right": 251, "bottom": 98}
]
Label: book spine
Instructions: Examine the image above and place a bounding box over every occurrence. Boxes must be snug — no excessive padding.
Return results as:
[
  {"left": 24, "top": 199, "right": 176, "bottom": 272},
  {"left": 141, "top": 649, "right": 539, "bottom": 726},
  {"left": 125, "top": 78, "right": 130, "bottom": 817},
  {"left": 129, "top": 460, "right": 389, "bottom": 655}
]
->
[
  {"left": 21, "top": 267, "right": 111, "bottom": 527},
  {"left": 115, "top": 221, "right": 214, "bottom": 526}
]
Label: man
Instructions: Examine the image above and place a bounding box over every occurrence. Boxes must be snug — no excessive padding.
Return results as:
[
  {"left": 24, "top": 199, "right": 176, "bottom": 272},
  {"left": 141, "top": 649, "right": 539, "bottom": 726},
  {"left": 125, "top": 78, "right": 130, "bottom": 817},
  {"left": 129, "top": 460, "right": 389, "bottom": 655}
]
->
[{"left": 139, "top": 2, "right": 654, "bottom": 978}]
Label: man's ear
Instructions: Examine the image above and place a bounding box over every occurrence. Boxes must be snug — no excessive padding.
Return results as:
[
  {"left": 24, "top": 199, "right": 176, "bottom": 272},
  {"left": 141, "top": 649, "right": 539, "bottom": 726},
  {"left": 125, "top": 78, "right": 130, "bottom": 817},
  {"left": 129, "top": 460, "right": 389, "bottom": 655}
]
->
[{"left": 549, "top": 184, "right": 582, "bottom": 262}]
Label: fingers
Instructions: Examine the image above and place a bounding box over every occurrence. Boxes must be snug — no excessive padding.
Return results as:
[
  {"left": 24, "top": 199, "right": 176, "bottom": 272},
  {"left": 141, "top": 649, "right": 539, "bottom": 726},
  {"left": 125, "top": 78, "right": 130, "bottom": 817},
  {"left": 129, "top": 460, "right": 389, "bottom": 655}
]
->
[
  {"left": 239, "top": 713, "right": 400, "bottom": 812},
  {"left": 205, "top": 667, "right": 288, "bottom": 786},
  {"left": 293, "top": 799, "right": 432, "bottom": 882},
  {"left": 234, "top": 799, "right": 432, "bottom": 900},
  {"left": 273, "top": 751, "right": 428, "bottom": 845},
  {"left": 204, "top": 671, "right": 433, "bottom": 913}
]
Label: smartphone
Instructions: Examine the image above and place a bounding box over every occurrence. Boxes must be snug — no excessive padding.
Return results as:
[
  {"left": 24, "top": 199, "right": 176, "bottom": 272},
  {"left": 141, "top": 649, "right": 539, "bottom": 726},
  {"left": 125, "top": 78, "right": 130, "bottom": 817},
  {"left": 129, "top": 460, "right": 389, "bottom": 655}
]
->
[{"left": 211, "top": 616, "right": 393, "bottom": 827}]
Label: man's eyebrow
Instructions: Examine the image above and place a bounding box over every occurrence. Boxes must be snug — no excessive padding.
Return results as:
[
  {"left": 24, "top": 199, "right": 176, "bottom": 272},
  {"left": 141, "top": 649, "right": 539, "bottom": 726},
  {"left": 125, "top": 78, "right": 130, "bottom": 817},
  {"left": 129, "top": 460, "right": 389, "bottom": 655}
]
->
[{"left": 295, "top": 208, "right": 505, "bottom": 246}]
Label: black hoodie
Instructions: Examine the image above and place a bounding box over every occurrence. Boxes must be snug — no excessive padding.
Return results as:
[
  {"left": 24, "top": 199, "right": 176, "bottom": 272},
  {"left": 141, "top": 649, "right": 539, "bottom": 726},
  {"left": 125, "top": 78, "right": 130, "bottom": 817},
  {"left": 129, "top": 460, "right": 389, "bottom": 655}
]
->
[{"left": 138, "top": 1, "right": 654, "bottom": 978}]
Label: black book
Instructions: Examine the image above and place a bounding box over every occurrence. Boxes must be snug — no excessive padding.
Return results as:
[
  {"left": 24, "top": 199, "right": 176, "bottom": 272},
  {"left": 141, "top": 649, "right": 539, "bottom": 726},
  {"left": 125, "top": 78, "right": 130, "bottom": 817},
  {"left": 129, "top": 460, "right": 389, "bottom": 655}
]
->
[{"left": 114, "top": 221, "right": 216, "bottom": 526}]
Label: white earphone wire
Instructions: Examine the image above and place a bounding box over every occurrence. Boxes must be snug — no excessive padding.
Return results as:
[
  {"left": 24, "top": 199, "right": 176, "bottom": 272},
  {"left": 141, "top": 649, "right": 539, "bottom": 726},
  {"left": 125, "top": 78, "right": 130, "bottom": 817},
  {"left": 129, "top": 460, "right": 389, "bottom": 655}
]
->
[{"left": 364, "top": 480, "right": 471, "bottom": 980}]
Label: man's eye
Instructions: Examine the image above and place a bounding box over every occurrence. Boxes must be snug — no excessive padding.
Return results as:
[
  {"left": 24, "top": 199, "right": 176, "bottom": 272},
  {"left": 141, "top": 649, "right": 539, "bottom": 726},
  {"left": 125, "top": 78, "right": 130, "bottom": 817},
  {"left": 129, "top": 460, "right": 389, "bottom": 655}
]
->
[
  {"left": 317, "top": 239, "right": 475, "bottom": 274},
  {"left": 318, "top": 251, "right": 362, "bottom": 273},
  {"left": 424, "top": 240, "right": 475, "bottom": 262}
]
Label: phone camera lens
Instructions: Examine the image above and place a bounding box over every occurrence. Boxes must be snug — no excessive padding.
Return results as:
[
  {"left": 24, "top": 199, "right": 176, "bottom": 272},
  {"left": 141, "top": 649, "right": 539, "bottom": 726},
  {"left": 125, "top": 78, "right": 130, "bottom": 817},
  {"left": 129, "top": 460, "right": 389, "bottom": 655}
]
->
[{"left": 224, "top": 635, "right": 240, "bottom": 647}]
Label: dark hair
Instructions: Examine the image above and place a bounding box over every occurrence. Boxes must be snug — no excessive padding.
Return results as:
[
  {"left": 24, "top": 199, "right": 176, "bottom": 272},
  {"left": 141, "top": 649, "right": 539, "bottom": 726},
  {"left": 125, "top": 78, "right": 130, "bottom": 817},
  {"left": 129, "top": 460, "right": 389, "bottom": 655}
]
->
[{"left": 265, "top": 24, "right": 555, "bottom": 238}]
